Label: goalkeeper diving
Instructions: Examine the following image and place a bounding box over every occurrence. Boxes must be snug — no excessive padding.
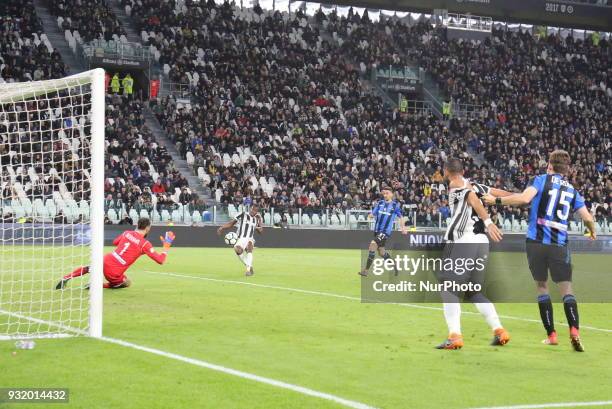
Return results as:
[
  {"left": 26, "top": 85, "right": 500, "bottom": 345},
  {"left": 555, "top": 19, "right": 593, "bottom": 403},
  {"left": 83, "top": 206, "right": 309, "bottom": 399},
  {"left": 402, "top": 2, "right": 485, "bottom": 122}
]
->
[{"left": 55, "top": 218, "right": 175, "bottom": 289}]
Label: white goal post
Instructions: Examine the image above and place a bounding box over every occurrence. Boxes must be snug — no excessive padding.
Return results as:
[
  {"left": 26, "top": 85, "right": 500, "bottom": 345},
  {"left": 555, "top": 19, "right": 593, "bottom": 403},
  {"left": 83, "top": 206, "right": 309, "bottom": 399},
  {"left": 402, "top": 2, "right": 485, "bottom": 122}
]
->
[{"left": 0, "top": 68, "right": 105, "bottom": 339}]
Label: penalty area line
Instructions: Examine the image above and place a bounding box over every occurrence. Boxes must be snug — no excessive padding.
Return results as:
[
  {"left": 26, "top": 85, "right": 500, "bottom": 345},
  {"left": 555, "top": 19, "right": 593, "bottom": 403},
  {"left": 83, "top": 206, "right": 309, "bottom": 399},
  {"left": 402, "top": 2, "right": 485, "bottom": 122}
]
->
[
  {"left": 0, "top": 309, "right": 377, "bottom": 409},
  {"left": 143, "top": 271, "right": 612, "bottom": 334},
  {"left": 470, "top": 400, "right": 612, "bottom": 409},
  {"left": 99, "top": 336, "right": 378, "bottom": 409}
]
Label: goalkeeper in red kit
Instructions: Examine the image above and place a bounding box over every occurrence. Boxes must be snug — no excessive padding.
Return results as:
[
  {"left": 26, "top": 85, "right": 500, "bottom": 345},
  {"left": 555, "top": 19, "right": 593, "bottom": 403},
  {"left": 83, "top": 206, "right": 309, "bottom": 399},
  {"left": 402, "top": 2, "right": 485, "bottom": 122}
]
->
[{"left": 55, "top": 218, "right": 175, "bottom": 290}]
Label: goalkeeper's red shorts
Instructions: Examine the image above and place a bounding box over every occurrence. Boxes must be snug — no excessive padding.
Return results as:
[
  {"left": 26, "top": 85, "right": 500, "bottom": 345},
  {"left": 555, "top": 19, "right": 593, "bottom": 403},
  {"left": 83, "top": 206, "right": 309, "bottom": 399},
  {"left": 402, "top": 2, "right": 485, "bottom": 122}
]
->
[{"left": 103, "top": 256, "right": 129, "bottom": 286}]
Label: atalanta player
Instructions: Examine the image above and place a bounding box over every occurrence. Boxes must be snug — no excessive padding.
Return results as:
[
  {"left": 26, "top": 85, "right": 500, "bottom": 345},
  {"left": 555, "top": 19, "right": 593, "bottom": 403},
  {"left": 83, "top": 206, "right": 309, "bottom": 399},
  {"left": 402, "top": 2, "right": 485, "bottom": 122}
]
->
[
  {"left": 55, "top": 218, "right": 175, "bottom": 289},
  {"left": 484, "top": 150, "right": 596, "bottom": 351},
  {"left": 358, "top": 185, "right": 407, "bottom": 277}
]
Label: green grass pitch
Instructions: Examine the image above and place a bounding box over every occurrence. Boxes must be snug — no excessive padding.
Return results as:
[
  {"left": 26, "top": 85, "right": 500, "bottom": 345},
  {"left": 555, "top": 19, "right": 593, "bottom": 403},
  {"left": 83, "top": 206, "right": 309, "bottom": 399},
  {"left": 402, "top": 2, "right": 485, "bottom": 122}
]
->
[{"left": 1, "top": 247, "right": 611, "bottom": 409}]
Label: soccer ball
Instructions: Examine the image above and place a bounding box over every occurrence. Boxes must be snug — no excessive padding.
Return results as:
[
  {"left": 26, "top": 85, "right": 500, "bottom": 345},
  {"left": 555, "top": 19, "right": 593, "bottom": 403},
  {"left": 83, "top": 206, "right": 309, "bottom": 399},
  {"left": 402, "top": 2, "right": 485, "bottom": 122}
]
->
[{"left": 224, "top": 232, "right": 238, "bottom": 246}]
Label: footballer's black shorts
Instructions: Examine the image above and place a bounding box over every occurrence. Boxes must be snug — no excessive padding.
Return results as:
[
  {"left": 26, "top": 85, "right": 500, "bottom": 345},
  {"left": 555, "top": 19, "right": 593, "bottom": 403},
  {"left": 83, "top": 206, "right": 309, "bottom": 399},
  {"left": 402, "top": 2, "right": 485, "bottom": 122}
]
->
[
  {"left": 526, "top": 240, "right": 572, "bottom": 283},
  {"left": 373, "top": 232, "right": 389, "bottom": 247}
]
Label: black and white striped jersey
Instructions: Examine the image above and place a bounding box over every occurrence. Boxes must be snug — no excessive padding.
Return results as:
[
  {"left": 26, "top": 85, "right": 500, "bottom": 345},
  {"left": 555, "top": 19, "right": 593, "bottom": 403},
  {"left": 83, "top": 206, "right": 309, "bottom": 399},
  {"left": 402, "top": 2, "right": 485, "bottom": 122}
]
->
[
  {"left": 444, "top": 178, "right": 491, "bottom": 242},
  {"left": 234, "top": 212, "right": 260, "bottom": 240}
]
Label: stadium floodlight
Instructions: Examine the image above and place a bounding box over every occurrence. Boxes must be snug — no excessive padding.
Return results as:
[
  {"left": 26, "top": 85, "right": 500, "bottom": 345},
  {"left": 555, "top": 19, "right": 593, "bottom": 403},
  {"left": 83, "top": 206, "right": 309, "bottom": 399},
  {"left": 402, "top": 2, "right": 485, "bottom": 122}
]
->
[{"left": 0, "top": 69, "right": 105, "bottom": 340}]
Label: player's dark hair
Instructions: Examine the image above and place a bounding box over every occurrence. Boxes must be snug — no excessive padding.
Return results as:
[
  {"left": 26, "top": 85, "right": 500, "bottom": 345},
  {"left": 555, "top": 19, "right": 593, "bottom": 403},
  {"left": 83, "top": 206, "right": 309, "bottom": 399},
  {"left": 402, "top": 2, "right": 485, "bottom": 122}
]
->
[
  {"left": 444, "top": 157, "right": 464, "bottom": 174},
  {"left": 137, "top": 218, "right": 151, "bottom": 230},
  {"left": 549, "top": 150, "right": 571, "bottom": 175},
  {"left": 381, "top": 184, "right": 393, "bottom": 192}
]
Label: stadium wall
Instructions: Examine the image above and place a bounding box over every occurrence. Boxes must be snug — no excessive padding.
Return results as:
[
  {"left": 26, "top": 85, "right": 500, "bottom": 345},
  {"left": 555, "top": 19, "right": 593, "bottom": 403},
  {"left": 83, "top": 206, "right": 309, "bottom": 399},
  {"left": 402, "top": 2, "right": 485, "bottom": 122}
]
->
[{"left": 104, "top": 225, "right": 611, "bottom": 253}]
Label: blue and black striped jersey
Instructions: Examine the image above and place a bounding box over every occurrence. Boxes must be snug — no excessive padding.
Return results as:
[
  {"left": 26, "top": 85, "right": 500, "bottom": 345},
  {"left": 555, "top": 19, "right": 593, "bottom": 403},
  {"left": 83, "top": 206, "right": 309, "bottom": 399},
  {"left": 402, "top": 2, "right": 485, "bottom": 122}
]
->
[
  {"left": 527, "top": 174, "right": 585, "bottom": 246},
  {"left": 372, "top": 200, "right": 403, "bottom": 236}
]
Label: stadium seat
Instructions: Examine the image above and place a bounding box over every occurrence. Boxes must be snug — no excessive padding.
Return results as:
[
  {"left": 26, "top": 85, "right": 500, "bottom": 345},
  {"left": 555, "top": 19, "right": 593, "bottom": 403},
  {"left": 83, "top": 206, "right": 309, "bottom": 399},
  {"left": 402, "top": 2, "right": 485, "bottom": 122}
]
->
[
  {"left": 273, "top": 212, "right": 281, "bottom": 224},
  {"left": 191, "top": 211, "right": 202, "bottom": 223},
  {"left": 107, "top": 209, "right": 118, "bottom": 223},
  {"left": 13, "top": 205, "right": 26, "bottom": 219},
  {"left": 186, "top": 151, "right": 195, "bottom": 166},
  {"left": 264, "top": 212, "right": 271, "bottom": 225},
  {"left": 311, "top": 214, "right": 320, "bottom": 225},
  {"left": 202, "top": 211, "right": 212, "bottom": 222},
  {"left": 227, "top": 204, "right": 237, "bottom": 218},
  {"left": 171, "top": 210, "right": 182, "bottom": 223},
  {"left": 21, "top": 199, "right": 33, "bottom": 216},
  {"left": 129, "top": 209, "right": 139, "bottom": 222},
  {"left": 139, "top": 209, "right": 149, "bottom": 219},
  {"left": 503, "top": 219, "right": 512, "bottom": 231},
  {"left": 301, "top": 214, "right": 311, "bottom": 225},
  {"left": 331, "top": 215, "right": 340, "bottom": 225}
]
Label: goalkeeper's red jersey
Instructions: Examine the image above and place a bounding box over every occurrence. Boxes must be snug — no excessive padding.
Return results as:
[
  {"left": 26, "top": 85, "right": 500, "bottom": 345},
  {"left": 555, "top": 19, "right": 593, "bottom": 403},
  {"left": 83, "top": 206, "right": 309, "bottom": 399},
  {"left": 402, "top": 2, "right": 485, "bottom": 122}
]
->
[{"left": 104, "top": 230, "right": 167, "bottom": 275}]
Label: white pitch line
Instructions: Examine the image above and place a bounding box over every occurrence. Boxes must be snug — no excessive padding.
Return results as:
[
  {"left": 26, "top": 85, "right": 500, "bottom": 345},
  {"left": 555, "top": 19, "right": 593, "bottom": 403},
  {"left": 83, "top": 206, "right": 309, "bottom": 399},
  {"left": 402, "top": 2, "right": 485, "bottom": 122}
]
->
[
  {"left": 470, "top": 401, "right": 612, "bottom": 409},
  {"left": 0, "top": 309, "right": 377, "bottom": 409},
  {"left": 144, "top": 271, "right": 612, "bottom": 333},
  {"left": 100, "top": 336, "right": 377, "bottom": 409}
]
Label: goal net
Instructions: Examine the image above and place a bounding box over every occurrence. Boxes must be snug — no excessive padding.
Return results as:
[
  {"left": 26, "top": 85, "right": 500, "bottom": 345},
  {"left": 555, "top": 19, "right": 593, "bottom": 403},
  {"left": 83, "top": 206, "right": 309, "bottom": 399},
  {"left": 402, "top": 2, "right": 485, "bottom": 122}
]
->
[{"left": 0, "top": 69, "right": 105, "bottom": 339}]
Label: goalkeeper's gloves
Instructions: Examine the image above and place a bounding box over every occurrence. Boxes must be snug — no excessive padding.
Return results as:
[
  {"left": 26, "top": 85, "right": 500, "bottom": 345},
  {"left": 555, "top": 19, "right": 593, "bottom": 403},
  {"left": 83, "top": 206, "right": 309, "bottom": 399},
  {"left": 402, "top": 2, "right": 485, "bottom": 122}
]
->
[{"left": 160, "top": 231, "right": 176, "bottom": 250}]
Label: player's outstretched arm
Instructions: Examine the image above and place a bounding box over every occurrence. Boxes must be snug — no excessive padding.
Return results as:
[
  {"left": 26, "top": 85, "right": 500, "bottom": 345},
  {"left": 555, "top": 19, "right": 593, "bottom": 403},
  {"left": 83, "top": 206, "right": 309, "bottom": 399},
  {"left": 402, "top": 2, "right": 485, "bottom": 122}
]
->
[
  {"left": 217, "top": 220, "right": 237, "bottom": 235},
  {"left": 488, "top": 187, "right": 514, "bottom": 197},
  {"left": 576, "top": 206, "right": 597, "bottom": 240},
  {"left": 146, "top": 232, "right": 175, "bottom": 265},
  {"left": 483, "top": 186, "right": 538, "bottom": 206},
  {"left": 467, "top": 191, "right": 503, "bottom": 242},
  {"left": 112, "top": 233, "right": 123, "bottom": 246}
]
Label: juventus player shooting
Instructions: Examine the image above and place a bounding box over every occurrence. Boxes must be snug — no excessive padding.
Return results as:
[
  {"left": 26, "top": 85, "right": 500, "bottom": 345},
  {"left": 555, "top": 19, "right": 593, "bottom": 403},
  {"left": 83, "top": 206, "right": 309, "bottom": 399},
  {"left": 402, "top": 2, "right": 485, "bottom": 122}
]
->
[
  {"left": 217, "top": 205, "right": 263, "bottom": 276},
  {"left": 436, "top": 158, "right": 511, "bottom": 350}
]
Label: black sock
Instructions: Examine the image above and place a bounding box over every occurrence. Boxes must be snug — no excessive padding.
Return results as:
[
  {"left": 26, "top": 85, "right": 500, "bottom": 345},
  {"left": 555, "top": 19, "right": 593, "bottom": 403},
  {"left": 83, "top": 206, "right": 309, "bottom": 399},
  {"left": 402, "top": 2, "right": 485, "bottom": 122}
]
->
[
  {"left": 365, "top": 251, "right": 376, "bottom": 270},
  {"left": 563, "top": 294, "right": 579, "bottom": 330},
  {"left": 537, "top": 294, "right": 555, "bottom": 335},
  {"left": 383, "top": 252, "right": 398, "bottom": 274}
]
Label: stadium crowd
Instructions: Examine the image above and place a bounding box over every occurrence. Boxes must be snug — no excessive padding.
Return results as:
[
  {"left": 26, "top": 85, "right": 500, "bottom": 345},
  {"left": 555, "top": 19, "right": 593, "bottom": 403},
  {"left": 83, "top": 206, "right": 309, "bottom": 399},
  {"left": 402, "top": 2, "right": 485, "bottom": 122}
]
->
[
  {"left": 3, "top": 0, "right": 609, "bottom": 228},
  {"left": 0, "top": 1, "right": 67, "bottom": 83},
  {"left": 127, "top": 0, "right": 609, "bottom": 226},
  {"left": 48, "top": 0, "right": 126, "bottom": 43},
  {"left": 103, "top": 94, "right": 205, "bottom": 223}
]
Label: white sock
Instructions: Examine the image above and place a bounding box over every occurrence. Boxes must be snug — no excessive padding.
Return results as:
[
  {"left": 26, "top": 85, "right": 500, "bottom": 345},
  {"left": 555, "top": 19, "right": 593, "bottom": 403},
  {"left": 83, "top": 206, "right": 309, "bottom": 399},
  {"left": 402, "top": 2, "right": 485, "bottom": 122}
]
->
[
  {"left": 474, "top": 302, "right": 502, "bottom": 330},
  {"left": 443, "top": 302, "right": 462, "bottom": 335},
  {"left": 244, "top": 252, "right": 253, "bottom": 270},
  {"left": 236, "top": 252, "right": 247, "bottom": 266}
]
